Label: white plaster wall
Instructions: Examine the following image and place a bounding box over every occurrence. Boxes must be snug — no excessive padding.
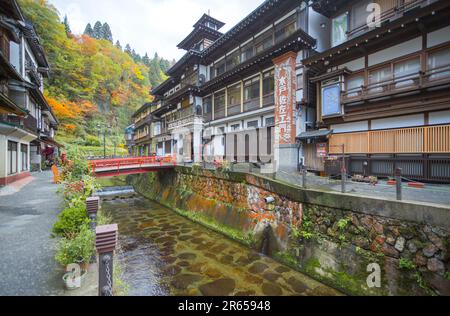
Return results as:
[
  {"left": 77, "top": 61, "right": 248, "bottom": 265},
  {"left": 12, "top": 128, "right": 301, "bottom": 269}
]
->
[
  {"left": 427, "top": 26, "right": 450, "bottom": 48},
  {"left": 0, "top": 135, "right": 6, "bottom": 178},
  {"left": 308, "top": 7, "right": 331, "bottom": 53},
  {"left": 331, "top": 121, "right": 369, "bottom": 133},
  {"left": 368, "top": 37, "right": 422, "bottom": 67},
  {"left": 371, "top": 114, "right": 424, "bottom": 130},
  {"left": 429, "top": 110, "right": 450, "bottom": 125},
  {"left": 338, "top": 57, "right": 365, "bottom": 71}
]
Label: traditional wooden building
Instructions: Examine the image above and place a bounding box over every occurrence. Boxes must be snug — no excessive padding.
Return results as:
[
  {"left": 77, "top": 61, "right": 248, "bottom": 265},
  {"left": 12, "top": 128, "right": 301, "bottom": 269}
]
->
[
  {"left": 149, "top": 0, "right": 318, "bottom": 171},
  {"left": 0, "top": 0, "right": 59, "bottom": 185},
  {"left": 302, "top": 0, "right": 450, "bottom": 182}
]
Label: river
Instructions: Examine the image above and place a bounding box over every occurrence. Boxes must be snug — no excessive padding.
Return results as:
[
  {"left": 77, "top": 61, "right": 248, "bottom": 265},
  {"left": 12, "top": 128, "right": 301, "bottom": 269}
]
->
[{"left": 102, "top": 197, "right": 342, "bottom": 296}]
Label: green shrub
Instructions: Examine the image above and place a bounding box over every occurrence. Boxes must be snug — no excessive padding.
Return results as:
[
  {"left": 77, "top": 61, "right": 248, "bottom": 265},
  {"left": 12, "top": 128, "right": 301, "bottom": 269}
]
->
[
  {"left": 399, "top": 258, "right": 416, "bottom": 270},
  {"left": 84, "top": 135, "right": 101, "bottom": 147},
  {"left": 55, "top": 224, "right": 95, "bottom": 266},
  {"left": 52, "top": 204, "right": 90, "bottom": 237}
]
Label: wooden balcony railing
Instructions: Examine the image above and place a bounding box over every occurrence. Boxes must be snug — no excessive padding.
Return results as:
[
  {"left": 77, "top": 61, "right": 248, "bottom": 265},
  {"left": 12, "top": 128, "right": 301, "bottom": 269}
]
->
[
  {"left": 329, "top": 124, "right": 450, "bottom": 154},
  {"left": 347, "top": 0, "right": 424, "bottom": 39},
  {"left": 342, "top": 63, "right": 450, "bottom": 103}
]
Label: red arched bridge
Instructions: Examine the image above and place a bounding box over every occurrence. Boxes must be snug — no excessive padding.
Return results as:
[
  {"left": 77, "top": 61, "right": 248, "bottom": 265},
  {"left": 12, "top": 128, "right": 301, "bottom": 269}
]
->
[{"left": 90, "top": 156, "right": 176, "bottom": 177}]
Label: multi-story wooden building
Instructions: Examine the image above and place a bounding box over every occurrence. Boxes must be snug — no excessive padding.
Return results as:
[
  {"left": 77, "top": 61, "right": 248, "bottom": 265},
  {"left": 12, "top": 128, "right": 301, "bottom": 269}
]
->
[
  {"left": 0, "top": 0, "right": 59, "bottom": 185},
  {"left": 147, "top": 1, "right": 319, "bottom": 171},
  {"left": 303, "top": 0, "right": 450, "bottom": 182},
  {"left": 134, "top": 0, "right": 450, "bottom": 181}
]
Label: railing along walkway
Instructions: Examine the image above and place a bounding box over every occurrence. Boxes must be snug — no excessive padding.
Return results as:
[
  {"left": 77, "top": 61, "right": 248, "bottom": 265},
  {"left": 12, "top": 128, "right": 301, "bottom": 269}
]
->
[{"left": 90, "top": 156, "right": 176, "bottom": 176}]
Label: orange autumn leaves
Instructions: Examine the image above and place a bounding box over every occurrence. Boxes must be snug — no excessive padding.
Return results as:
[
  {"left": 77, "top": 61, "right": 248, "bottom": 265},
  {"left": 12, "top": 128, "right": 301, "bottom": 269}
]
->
[{"left": 46, "top": 96, "right": 97, "bottom": 131}]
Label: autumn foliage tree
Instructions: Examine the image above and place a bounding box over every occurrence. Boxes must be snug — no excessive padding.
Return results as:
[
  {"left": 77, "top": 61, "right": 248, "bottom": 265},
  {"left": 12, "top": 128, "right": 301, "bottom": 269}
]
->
[{"left": 19, "top": 0, "right": 154, "bottom": 145}]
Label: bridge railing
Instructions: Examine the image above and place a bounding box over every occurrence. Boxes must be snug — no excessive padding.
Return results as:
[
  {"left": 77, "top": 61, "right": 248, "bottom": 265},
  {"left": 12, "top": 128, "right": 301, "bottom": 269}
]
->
[{"left": 90, "top": 155, "right": 177, "bottom": 173}]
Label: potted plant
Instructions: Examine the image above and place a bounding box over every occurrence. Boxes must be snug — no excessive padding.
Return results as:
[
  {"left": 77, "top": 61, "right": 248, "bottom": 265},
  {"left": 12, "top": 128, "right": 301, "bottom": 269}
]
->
[{"left": 55, "top": 224, "right": 95, "bottom": 290}]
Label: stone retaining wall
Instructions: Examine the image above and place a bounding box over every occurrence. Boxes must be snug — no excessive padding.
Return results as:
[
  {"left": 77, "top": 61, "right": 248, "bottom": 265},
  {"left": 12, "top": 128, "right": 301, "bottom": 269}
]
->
[{"left": 128, "top": 167, "right": 450, "bottom": 296}]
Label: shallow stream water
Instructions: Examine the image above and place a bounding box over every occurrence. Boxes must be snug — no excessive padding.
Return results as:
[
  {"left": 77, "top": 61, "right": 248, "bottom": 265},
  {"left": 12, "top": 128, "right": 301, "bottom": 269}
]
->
[{"left": 103, "top": 197, "right": 342, "bottom": 296}]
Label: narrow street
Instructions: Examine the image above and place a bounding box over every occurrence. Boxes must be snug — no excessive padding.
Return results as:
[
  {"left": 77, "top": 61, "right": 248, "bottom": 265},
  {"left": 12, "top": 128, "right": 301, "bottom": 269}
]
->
[{"left": 0, "top": 171, "right": 64, "bottom": 296}]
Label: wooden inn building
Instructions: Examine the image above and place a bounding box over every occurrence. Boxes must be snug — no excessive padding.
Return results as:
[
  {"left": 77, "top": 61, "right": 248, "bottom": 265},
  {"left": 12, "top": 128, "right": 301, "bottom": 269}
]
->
[
  {"left": 0, "top": 0, "right": 60, "bottom": 185},
  {"left": 132, "top": 0, "right": 450, "bottom": 182}
]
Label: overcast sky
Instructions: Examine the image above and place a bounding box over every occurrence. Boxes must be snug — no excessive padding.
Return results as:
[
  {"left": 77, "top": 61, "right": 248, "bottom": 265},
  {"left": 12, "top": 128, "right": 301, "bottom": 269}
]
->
[{"left": 49, "top": 0, "right": 263, "bottom": 61}]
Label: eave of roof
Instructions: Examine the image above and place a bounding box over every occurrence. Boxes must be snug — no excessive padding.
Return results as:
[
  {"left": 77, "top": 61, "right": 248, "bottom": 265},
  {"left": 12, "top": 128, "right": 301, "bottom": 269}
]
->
[
  {"left": 132, "top": 102, "right": 156, "bottom": 118},
  {"left": 20, "top": 21, "right": 49, "bottom": 70},
  {"left": 310, "top": 0, "right": 353, "bottom": 18},
  {"left": 177, "top": 25, "right": 223, "bottom": 50},
  {"left": 193, "top": 14, "right": 225, "bottom": 30},
  {"left": 0, "top": 92, "right": 27, "bottom": 116},
  {"left": 151, "top": 77, "right": 177, "bottom": 96},
  {"left": 28, "top": 86, "right": 59, "bottom": 125},
  {"left": 165, "top": 49, "right": 202, "bottom": 76},
  {"left": 297, "top": 129, "right": 333, "bottom": 140},
  {"left": 202, "top": 0, "right": 305, "bottom": 60},
  {"left": 0, "top": 0, "right": 25, "bottom": 21}
]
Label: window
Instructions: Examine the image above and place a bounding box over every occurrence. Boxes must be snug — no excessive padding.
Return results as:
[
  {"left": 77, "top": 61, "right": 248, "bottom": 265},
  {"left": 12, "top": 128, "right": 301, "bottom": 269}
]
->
[
  {"left": 227, "top": 84, "right": 241, "bottom": 106},
  {"left": 241, "top": 41, "right": 254, "bottom": 63},
  {"left": 428, "top": 47, "right": 450, "bottom": 80},
  {"left": 153, "top": 122, "right": 161, "bottom": 136},
  {"left": 244, "top": 77, "right": 260, "bottom": 112},
  {"left": 368, "top": 66, "right": 392, "bottom": 93},
  {"left": 332, "top": 13, "right": 348, "bottom": 47},
  {"left": 394, "top": 57, "right": 421, "bottom": 87},
  {"left": 226, "top": 50, "right": 240, "bottom": 71},
  {"left": 351, "top": 0, "right": 371, "bottom": 36},
  {"left": 275, "top": 14, "right": 297, "bottom": 43},
  {"left": 244, "top": 77, "right": 260, "bottom": 100},
  {"left": 7, "top": 141, "right": 18, "bottom": 175},
  {"left": 263, "top": 71, "right": 275, "bottom": 95},
  {"left": 246, "top": 120, "right": 259, "bottom": 129},
  {"left": 215, "top": 59, "right": 226, "bottom": 77},
  {"left": 265, "top": 117, "right": 275, "bottom": 127},
  {"left": 230, "top": 123, "right": 241, "bottom": 131},
  {"left": 346, "top": 74, "right": 364, "bottom": 97},
  {"left": 203, "top": 96, "right": 212, "bottom": 115},
  {"left": 296, "top": 73, "right": 303, "bottom": 90},
  {"left": 214, "top": 91, "right": 226, "bottom": 119},
  {"left": 255, "top": 30, "right": 273, "bottom": 54},
  {"left": 227, "top": 84, "right": 241, "bottom": 116}
]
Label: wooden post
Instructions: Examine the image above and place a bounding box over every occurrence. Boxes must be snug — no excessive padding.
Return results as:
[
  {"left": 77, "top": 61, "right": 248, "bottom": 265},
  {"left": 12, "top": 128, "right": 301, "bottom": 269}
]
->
[
  {"left": 302, "top": 167, "right": 307, "bottom": 189},
  {"left": 87, "top": 197, "right": 100, "bottom": 263},
  {"left": 86, "top": 197, "right": 100, "bottom": 232},
  {"left": 96, "top": 224, "right": 118, "bottom": 296},
  {"left": 395, "top": 168, "right": 402, "bottom": 201},
  {"left": 341, "top": 145, "right": 346, "bottom": 194}
]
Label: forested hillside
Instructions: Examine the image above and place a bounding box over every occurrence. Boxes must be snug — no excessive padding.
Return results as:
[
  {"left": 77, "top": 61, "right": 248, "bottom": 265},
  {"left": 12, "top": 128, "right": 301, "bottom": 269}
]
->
[{"left": 18, "top": 0, "right": 172, "bottom": 155}]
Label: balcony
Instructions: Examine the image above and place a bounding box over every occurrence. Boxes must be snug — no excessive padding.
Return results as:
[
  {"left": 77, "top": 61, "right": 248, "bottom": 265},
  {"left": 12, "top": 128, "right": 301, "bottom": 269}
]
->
[
  {"left": 180, "top": 71, "right": 198, "bottom": 89},
  {"left": 329, "top": 124, "right": 450, "bottom": 154},
  {"left": 0, "top": 114, "right": 37, "bottom": 134},
  {"left": 166, "top": 107, "right": 203, "bottom": 130},
  {"left": 346, "top": 0, "right": 426, "bottom": 41},
  {"left": 342, "top": 63, "right": 450, "bottom": 104}
]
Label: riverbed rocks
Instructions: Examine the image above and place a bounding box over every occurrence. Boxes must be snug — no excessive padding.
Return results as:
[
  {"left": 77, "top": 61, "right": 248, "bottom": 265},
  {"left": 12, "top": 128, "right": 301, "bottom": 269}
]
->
[
  {"left": 199, "top": 278, "right": 236, "bottom": 296},
  {"left": 262, "top": 283, "right": 282, "bottom": 296},
  {"left": 171, "top": 274, "right": 202, "bottom": 290},
  {"left": 249, "top": 262, "right": 269, "bottom": 274}
]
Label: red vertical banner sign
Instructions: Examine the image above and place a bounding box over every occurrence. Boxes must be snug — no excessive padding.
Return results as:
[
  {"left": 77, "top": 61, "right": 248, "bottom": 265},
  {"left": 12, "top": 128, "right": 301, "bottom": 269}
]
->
[{"left": 273, "top": 52, "right": 297, "bottom": 146}]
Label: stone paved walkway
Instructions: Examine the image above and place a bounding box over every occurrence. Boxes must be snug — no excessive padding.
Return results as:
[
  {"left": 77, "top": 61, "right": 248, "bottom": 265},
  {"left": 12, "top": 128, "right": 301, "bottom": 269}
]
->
[
  {"left": 0, "top": 171, "right": 65, "bottom": 296},
  {"left": 275, "top": 171, "right": 450, "bottom": 207},
  {"left": 195, "top": 163, "right": 450, "bottom": 206}
]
